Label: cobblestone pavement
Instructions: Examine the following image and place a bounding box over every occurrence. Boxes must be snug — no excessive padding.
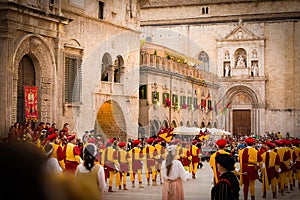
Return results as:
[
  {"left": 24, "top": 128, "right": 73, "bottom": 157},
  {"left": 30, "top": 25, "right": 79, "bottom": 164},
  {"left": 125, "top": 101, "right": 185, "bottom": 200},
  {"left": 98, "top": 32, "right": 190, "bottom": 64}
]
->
[{"left": 103, "top": 162, "right": 300, "bottom": 200}]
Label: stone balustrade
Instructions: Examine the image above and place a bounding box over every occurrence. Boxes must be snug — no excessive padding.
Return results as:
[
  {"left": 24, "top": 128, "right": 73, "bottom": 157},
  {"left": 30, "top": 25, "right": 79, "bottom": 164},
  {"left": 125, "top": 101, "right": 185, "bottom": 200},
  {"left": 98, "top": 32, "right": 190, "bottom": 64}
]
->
[{"left": 140, "top": 51, "right": 217, "bottom": 85}]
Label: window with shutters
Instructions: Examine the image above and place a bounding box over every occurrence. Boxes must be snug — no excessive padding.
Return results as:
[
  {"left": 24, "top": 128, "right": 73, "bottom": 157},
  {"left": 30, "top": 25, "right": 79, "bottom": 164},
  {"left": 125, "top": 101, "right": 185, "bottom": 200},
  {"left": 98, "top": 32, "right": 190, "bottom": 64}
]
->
[
  {"left": 64, "top": 55, "right": 82, "bottom": 103},
  {"left": 180, "top": 96, "right": 186, "bottom": 106},
  {"left": 162, "top": 93, "right": 170, "bottom": 105}
]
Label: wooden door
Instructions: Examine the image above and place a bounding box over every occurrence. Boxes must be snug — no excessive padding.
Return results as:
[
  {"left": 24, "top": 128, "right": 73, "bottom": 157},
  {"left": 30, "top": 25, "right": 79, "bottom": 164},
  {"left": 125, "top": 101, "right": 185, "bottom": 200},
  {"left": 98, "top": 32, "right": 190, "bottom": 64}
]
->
[
  {"left": 233, "top": 110, "right": 251, "bottom": 136},
  {"left": 17, "top": 55, "right": 36, "bottom": 124}
]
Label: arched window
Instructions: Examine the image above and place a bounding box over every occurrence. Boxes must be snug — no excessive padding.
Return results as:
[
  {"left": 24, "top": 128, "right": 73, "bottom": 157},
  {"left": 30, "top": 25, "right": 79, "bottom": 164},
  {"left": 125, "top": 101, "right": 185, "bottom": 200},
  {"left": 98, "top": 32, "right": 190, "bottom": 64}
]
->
[
  {"left": 186, "top": 121, "right": 191, "bottom": 127},
  {"left": 146, "top": 37, "right": 152, "bottom": 42},
  {"left": 198, "top": 51, "right": 209, "bottom": 71},
  {"left": 114, "top": 55, "right": 124, "bottom": 83},
  {"left": 101, "top": 53, "right": 112, "bottom": 81}
]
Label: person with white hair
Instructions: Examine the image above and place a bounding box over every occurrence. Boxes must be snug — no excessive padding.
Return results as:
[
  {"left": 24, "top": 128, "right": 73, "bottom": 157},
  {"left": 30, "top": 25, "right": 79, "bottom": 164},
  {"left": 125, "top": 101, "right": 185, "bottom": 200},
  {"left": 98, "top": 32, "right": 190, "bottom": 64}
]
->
[{"left": 161, "top": 145, "right": 191, "bottom": 200}]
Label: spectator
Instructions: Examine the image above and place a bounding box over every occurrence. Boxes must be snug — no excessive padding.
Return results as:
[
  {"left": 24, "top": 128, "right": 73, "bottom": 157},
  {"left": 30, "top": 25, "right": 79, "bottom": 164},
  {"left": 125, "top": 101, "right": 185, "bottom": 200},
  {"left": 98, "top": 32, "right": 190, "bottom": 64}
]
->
[
  {"left": 75, "top": 143, "right": 106, "bottom": 199},
  {"left": 211, "top": 154, "right": 240, "bottom": 200},
  {"left": 161, "top": 145, "right": 191, "bottom": 200}
]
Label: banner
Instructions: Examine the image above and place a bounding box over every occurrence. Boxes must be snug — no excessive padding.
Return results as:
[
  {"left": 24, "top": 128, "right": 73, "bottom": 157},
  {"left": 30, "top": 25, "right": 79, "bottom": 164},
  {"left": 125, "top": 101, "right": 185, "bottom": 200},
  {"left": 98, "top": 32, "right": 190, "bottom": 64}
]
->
[
  {"left": 24, "top": 85, "right": 38, "bottom": 122},
  {"left": 157, "top": 127, "right": 174, "bottom": 143}
]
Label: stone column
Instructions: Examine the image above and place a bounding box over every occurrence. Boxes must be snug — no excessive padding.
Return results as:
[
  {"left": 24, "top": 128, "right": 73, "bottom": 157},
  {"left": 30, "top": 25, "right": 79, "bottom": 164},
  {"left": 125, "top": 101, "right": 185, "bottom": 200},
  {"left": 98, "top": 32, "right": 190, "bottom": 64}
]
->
[{"left": 0, "top": 36, "right": 14, "bottom": 136}]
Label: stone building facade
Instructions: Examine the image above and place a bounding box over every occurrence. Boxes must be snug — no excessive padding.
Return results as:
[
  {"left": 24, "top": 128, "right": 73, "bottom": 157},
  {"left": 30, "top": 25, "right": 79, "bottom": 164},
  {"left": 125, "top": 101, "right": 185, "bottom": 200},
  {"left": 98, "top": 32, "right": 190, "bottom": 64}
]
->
[
  {"left": 140, "top": 0, "right": 300, "bottom": 137},
  {"left": 0, "top": 0, "right": 142, "bottom": 140},
  {"left": 139, "top": 42, "right": 219, "bottom": 138}
]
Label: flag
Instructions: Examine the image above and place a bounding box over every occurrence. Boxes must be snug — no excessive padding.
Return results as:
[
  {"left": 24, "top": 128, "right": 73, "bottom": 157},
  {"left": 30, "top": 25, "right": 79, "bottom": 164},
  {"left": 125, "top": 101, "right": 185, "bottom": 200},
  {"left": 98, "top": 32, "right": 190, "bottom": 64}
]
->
[
  {"left": 24, "top": 85, "right": 38, "bottom": 122},
  {"left": 157, "top": 127, "right": 174, "bottom": 143},
  {"left": 201, "top": 99, "right": 206, "bottom": 111},
  {"left": 198, "top": 130, "right": 211, "bottom": 141}
]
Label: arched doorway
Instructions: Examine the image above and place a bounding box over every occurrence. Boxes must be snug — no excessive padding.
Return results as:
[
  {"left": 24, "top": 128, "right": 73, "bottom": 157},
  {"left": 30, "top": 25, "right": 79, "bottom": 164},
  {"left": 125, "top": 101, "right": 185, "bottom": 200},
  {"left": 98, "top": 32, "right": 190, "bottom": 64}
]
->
[
  {"left": 224, "top": 85, "right": 259, "bottom": 136},
  {"left": 17, "top": 55, "right": 36, "bottom": 124},
  {"left": 96, "top": 100, "right": 127, "bottom": 141}
]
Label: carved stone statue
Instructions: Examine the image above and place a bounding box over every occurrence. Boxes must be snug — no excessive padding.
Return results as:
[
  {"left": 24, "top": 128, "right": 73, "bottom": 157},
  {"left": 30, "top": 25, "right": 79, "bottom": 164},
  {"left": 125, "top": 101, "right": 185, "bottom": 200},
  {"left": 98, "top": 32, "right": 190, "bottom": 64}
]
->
[
  {"left": 251, "top": 63, "right": 259, "bottom": 76},
  {"left": 225, "top": 64, "right": 230, "bottom": 77},
  {"left": 224, "top": 51, "right": 230, "bottom": 60},
  {"left": 237, "top": 55, "right": 245, "bottom": 68}
]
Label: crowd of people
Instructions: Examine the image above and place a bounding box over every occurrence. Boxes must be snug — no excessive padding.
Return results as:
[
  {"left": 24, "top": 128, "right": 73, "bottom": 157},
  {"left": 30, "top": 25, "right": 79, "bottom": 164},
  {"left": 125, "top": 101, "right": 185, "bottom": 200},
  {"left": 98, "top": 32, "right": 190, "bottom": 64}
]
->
[{"left": 1, "top": 121, "right": 300, "bottom": 200}]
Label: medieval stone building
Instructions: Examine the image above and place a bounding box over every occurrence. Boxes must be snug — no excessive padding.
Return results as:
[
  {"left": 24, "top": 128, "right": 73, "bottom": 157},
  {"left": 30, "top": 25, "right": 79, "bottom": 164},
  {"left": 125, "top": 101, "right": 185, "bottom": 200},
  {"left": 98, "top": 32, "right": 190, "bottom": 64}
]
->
[
  {"left": 0, "top": 0, "right": 142, "bottom": 140},
  {"left": 139, "top": 42, "right": 219, "bottom": 138},
  {"left": 140, "top": 0, "right": 300, "bottom": 137}
]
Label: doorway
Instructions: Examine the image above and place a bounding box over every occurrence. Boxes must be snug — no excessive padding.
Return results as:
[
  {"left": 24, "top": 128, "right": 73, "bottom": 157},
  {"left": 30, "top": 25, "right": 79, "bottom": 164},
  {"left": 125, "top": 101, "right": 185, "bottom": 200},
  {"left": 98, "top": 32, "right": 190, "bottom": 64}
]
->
[
  {"left": 17, "top": 55, "right": 36, "bottom": 124},
  {"left": 233, "top": 110, "right": 251, "bottom": 136}
]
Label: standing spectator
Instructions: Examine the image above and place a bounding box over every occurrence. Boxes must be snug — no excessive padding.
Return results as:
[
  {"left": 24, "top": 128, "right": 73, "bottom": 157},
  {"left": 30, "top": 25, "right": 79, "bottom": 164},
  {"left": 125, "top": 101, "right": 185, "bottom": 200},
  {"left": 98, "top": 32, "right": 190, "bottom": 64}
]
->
[
  {"left": 75, "top": 143, "right": 106, "bottom": 200},
  {"left": 161, "top": 145, "right": 191, "bottom": 200},
  {"left": 44, "top": 143, "right": 63, "bottom": 174},
  {"left": 8, "top": 122, "right": 21, "bottom": 143},
  {"left": 211, "top": 154, "right": 240, "bottom": 200}
]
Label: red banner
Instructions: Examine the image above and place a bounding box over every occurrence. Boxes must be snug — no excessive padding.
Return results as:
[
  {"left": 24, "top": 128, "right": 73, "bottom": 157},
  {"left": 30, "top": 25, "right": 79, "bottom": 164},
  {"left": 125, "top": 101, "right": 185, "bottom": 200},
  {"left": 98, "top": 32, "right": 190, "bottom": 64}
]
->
[{"left": 24, "top": 86, "right": 38, "bottom": 122}]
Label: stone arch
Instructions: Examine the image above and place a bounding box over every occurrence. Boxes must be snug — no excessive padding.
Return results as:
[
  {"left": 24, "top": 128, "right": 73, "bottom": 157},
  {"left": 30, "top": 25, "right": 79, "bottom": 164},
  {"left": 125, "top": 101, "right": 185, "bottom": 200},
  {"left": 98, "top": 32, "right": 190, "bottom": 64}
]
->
[
  {"left": 224, "top": 85, "right": 258, "bottom": 106},
  {"left": 13, "top": 34, "right": 55, "bottom": 124},
  {"left": 198, "top": 51, "right": 209, "bottom": 71},
  {"left": 180, "top": 121, "right": 184, "bottom": 126},
  {"left": 171, "top": 119, "right": 178, "bottom": 128},
  {"left": 223, "top": 85, "right": 259, "bottom": 136},
  {"left": 114, "top": 55, "right": 124, "bottom": 83},
  {"left": 96, "top": 100, "right": 127, "bottom": 141},
  {"left": 101, "top": 52, "right": 112, "bottom": 81},
  {"left": 186, "top": 121, "right": 191, "bottom": 127},
  {"left": 194, "top": 121, "right": 199, "bottom": 128}
]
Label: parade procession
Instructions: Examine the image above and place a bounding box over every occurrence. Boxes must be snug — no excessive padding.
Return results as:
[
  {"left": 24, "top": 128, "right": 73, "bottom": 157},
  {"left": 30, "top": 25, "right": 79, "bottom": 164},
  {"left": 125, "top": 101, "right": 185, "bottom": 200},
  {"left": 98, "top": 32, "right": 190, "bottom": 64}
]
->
[
  {"left": 0, "top": 0, "right": 300, "bottom": 200},
  {"left": 2, "top": 122, "right": 300, "bottom": 200}
]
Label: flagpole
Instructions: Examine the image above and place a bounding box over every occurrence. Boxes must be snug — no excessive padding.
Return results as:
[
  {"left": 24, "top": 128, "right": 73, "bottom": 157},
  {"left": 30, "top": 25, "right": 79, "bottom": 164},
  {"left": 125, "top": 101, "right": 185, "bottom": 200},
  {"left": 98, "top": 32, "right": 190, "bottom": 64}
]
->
[{"left": 169, "top": 74, "right": 172, "bottom": 127}]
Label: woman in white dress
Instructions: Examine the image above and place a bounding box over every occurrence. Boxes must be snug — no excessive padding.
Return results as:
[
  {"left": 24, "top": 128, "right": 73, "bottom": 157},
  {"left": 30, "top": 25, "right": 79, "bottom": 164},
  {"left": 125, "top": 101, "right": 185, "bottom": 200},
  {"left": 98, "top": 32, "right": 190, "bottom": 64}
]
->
[{"left": 161, "top": 145, "right": 192, "bottom": 200}]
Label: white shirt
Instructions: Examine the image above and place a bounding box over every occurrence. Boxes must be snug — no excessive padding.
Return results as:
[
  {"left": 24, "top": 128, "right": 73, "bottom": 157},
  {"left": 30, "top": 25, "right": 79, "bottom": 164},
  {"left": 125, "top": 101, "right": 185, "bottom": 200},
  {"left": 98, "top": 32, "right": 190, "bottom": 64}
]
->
[
  {"left": 161, "top": 159, "right": 191, "bottom": 183},
  {"left": 46, "top": 158, "right": 63, "bottom": 174}
]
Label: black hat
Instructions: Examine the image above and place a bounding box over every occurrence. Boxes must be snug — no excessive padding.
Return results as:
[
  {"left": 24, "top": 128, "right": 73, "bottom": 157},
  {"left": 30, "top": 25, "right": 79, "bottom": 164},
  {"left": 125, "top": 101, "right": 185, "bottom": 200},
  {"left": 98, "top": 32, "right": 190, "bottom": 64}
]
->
[{"left": 215, "top": 154, "right": 235, "bottom": 171}]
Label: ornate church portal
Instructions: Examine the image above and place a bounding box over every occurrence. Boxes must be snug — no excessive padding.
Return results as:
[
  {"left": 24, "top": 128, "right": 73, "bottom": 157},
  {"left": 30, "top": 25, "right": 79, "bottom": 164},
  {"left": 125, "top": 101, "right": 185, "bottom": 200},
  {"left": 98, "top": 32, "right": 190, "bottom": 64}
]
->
[{"left": 223, "top": 85, "right": 263, "bottom": 136}]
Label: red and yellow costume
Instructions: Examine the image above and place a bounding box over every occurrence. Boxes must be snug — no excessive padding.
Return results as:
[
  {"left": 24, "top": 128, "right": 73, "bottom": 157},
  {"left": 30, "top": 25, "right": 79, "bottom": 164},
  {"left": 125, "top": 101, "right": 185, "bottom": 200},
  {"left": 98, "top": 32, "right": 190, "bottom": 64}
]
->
[
  {"left": 190, "top": 140, "right": 201, "bottom": 179},
  {"left": 115, "top": 142, "right": 130, "bottom": 190},
  {"left": 64, "top": 134, "right": 81, "bottom": 174},
  {"left": 179, "top": 143, "right": 191, "bottom": 172},
  {"left": 154, "top": 138, "right": 165, "bottom": 184},
  {"left": 101, "top": 139, "right": 119, "bottom": 192},
  {"left": 143, "top": 138, "right": 158, "bottom": 186},
  {"left": 210, "top": 139, "right": 230, "bottom": 184},
  {"left": 261, "top": 142, "right": 280, "bottom": 198},
  {"left": 274, "top": 139, "right": 291, "bottom": 194},
  {"left": 238, "top": 137, "right": 262, "bottom": 200},
  {"left": 129, "top": 139, "right": 144, "bottom": 188}
]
